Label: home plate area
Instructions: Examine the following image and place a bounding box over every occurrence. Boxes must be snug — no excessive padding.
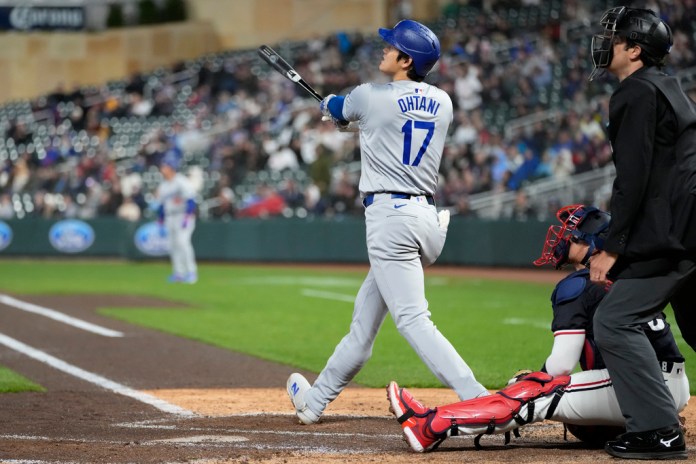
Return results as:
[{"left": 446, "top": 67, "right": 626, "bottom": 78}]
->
[
  {"left": 5, "top": 385, "right": 687, "bottom": 464},
  {"left": 0, "top": 292, "right": 692, "bottom": 463}
]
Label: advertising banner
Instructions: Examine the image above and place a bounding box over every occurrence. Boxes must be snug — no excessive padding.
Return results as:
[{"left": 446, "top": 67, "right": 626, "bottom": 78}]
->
[{"left": 0, "top": 6, "right": 85, "bottom": 31}]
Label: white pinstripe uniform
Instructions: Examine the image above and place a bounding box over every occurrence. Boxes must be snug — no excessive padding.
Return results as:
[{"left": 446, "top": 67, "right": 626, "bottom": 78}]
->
[
  {"left": 301, "top": 80, "right": 488, "bottom": 419},
  {"left": 550, "top": 365, "right": 689, "bottom": 426}
]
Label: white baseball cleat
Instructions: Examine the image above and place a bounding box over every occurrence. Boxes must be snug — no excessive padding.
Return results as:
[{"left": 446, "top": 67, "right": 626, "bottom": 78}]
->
[{"left": 286, "top": 373, "right": 320, "bottom": 425}]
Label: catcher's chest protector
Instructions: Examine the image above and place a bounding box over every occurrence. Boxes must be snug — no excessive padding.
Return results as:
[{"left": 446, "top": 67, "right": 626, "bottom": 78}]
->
[{"left": 429, "top": 372, "right": 571, "bottom": 437}]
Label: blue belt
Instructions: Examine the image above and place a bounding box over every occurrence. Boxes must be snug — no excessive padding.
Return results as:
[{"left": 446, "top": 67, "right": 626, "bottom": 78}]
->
[{"left": 362, "top": 192, "right": 435, "bottom": 207}]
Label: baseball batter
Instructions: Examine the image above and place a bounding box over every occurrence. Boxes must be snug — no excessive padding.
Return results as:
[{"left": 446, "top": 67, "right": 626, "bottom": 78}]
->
[
  {"left": 286, "top": 19, "right": 488, "bottom": 425},
  {"left": 387, "top": 204, "right": 689, "bottom": 452},
  {"left": 156, "top": 152, "right": 198, "bottom": 284}
]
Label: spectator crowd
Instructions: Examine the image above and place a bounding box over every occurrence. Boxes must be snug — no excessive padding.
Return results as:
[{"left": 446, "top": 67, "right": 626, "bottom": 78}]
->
[{"left": 1, "top": 0, "right": 695, "bottom": 223}]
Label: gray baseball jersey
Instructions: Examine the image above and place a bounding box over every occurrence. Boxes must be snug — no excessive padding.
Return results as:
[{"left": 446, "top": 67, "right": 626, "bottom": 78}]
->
[
  {"left": 342, "top": 80, "right": 452, "bottom": 196},
  {"left": 299, "top": 80, "right": 487, "bottom": 421},
  {"left": 157, "top": 173, "right": 197, "bottom": 280},
  {"left": 157, "top": 173, "right": 196, "bottom": 217}
]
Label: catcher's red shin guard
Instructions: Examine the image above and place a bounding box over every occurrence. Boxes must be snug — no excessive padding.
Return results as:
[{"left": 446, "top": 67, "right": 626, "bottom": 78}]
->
[
  {"left": 387, "top": 381, "right": 445, "bottom": 452},
  {"left": 388, "top": 373, "right": 571, "bottom": 452},
  {"left": 432, "top": 372, "right": 570, "bottom": 436}
]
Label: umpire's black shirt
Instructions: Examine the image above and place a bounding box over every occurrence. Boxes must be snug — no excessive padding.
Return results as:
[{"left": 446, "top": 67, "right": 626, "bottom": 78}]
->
[{"left": 604, "top": 66, "right": 692, "bottom": 278}]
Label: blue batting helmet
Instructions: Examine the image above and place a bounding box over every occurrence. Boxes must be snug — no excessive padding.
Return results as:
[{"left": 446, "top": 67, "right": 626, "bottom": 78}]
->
[
  {"left": 160, "top": 151, "right": 180, "bottom": 170},
  {"left": 378, "top": 20, "right": 441, "bottom": 77}
]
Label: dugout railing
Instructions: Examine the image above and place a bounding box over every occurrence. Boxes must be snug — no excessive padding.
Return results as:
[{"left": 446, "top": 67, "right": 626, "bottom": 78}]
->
[{"left": 467, "top": 164, "right": 616, "bottom": 220}]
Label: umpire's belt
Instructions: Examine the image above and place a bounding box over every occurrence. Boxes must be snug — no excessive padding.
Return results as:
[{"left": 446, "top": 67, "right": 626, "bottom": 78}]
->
[{"left": 362, "top": 192, "right": 435, "bottom": 208}]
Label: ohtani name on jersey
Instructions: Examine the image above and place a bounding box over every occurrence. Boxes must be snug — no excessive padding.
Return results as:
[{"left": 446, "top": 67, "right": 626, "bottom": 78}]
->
[{"left": 397, "top": 95, "right": 440, "bottom": 115}]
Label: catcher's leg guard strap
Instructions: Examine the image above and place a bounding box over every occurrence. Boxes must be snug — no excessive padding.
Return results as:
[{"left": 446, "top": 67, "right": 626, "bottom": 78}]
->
[
  {"left": 449, "top": 419, "right": 459, "bottom": 436},
  {"left": 513, "top": 399, "right": 534, "bottom": 425},
  {"left": 545, "top": 389, "right": 566, "bottom": 420},
  {"left": 396, "top": 408, "right": 415, "bottom": 425}
]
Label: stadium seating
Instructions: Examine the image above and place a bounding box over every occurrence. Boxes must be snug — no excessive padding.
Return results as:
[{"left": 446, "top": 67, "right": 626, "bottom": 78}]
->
[{"left": 1, "top": 0, "right": 694, "bottom": 221}]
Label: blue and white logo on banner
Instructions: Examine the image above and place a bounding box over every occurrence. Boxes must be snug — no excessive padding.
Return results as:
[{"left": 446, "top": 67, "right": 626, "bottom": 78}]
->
[
  {"left": 134, "top": 222, "right": 169, "bottom": 256},
  {"left": 49, "top": 220, "right": 95, "bottom": 253},
  {"left": 0, "top": 221, "right": 12, "bottom": 251}
]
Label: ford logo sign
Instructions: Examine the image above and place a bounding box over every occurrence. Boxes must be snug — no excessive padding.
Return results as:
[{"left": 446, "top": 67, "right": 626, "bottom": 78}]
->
[
  {"left": 134, "top": 222, "right": 169, "bottom": 257},
  {"left": 49, "top": 220, "right": 95, "bottom": 253},
  {"left": 0, "top": 221, "right": 12, "bottom": 251}
]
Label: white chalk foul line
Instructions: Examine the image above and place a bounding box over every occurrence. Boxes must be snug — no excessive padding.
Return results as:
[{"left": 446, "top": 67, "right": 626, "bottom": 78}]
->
[
  {"left": 0, "top": 332, "right": 194, "bottom": 417},
  {"left": 0, "top": 294, "right": 124, "bottom": 338}
]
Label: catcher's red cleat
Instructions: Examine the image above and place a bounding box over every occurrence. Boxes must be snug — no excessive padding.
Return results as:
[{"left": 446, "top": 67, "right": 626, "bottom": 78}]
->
[{"left": 387, "top": 381, "right": 440, "bottom": 452}]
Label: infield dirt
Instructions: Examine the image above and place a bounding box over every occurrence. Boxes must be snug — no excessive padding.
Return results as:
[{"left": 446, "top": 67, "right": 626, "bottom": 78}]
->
[{"left": 0, "top": 267, "right": 693, "bottom": 463}]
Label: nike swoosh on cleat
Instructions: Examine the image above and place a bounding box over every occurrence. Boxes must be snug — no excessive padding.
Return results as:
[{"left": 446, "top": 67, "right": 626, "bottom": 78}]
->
[{"left": 394, "top": 204, "right": 407, "bottom": 209}]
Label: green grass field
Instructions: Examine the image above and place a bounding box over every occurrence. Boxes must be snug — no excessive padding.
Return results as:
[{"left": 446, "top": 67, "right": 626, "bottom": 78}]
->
[
  {"left": 1, "top": 258, "right": 694, "bottom": 393},
  {"left": 0, "top": 365, "right": 45, "bottom": 393}
]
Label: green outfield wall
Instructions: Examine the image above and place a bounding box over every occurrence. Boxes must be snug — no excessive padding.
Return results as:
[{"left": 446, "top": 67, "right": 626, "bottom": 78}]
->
[{"left": 0, "top": 217, "right": 549, "bottom": 267}]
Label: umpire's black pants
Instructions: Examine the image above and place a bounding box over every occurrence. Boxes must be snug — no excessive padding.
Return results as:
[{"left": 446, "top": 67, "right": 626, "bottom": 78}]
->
[{"left": 593, "top": 258, "right": 696, "bottom": 433}]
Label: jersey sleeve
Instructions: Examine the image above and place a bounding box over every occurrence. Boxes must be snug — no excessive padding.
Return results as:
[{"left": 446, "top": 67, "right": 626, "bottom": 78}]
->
[
  {"left": 544, "top": 333, "right": 584, "bottom": 376},
  {"left": 327, "top": 96, "right": 346, "bottom": 121},
  {"left": 545, "top": 272, "right": 592, "bottom": 374},
  {"left": 342, "top": 83, "right": 371, "bottom": 122}
]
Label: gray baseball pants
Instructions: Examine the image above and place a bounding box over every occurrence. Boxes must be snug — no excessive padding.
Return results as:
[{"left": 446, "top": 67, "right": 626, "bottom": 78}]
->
[
  {"left": 593, "top": 258, "right": 696, "bottom": 432},
  {"left": 165, "top": 214, "right": 197, "bottom": 277},
  {"left": 303, "top": 195, "right": 487, "bottom": 417}
]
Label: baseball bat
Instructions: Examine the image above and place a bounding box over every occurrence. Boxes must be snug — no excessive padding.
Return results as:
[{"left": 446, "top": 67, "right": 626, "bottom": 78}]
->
[{"left": 257, "top": 45, "right": 324, "bottom": 102}]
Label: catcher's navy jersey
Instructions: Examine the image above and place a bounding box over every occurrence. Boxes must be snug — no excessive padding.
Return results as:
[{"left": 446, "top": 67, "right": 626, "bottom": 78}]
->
[
  {"left": 342, "top": 80, "right": 453, "bottom": 196},
  {"left": 551, "top": 269, "right": 683, "bottom": 370}
]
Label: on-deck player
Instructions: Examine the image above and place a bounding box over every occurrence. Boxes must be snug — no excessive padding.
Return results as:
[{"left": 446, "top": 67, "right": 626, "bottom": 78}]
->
[
  {"left": 286, "top": 19, "right": 489, "bottom": 425},
  {"left": 387, "top": 204, "right": 689, "bottom": 452},
  {"left": 156, "top": 151, "right": 198, "bottom": 284}
]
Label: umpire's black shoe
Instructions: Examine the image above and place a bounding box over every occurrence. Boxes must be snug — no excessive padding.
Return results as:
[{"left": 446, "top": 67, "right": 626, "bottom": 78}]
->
[{"left": 605, "top": 426, "right": 687, "bottom": 460}]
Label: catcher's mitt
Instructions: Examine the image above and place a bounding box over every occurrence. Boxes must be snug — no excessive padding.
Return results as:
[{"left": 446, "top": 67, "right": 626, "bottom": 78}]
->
[
  {"left": 507, "top": 369, "right": 534, "bottom": 386},
  {"left": 565, "top": 423, "right": 625, "bottom": 447}
]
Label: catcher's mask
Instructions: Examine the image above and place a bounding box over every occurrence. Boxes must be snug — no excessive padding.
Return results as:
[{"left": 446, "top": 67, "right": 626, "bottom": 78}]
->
[
  {"left": 588, "top": 6, "right": 673, "bottom": 81},
  {"left": 534, "top": 204, "right": 611, "bottom": 269}
]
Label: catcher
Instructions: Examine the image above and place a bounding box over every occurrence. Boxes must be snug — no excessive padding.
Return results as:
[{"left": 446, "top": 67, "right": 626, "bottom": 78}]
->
[{"left": 387, "top": 204, "right": 689, "bottom": 453}]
